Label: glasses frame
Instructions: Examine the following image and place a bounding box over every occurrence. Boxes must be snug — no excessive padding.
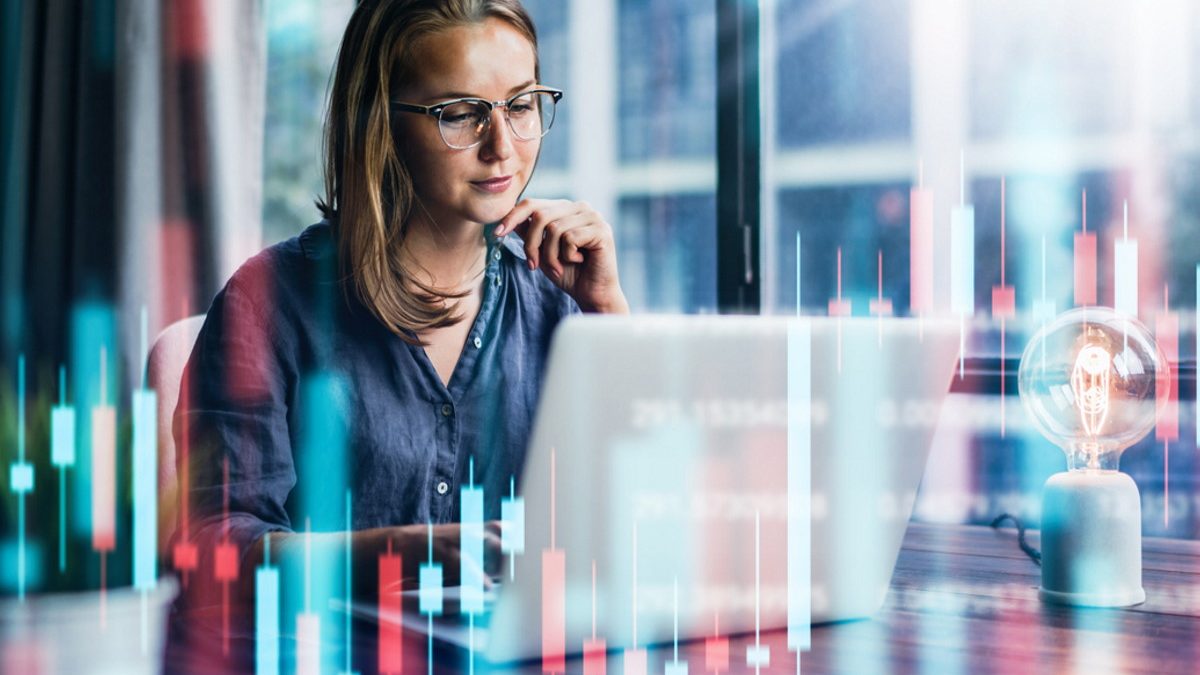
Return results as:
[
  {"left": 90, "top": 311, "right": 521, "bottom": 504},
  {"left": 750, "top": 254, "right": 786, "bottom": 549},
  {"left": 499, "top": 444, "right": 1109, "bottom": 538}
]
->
[{"left": 392, "top": 87, "right": 564, "bottom": 150}]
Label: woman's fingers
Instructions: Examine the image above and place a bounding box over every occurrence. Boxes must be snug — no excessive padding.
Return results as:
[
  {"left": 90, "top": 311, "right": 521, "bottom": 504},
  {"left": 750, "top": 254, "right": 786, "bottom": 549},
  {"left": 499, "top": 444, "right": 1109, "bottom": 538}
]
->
[
  {"left": 541, "top": 211, "right": 615, "bottom": 280},
  {"left": 561, "top": 222, "right": 607, "bottom": 258},
  {"left": 426, "top": 522, "right": 506, "bottom": 588},
  {"left": 515, "top": 210, "right": 555, "bottom": 271},
  {"left": 495, "top": 198, "right": 545, "bottom": 237},
  {"left": 499, "top": 199, "right": 626, "bottom": 312},
  {"left": 484, "top": 520, "right": 505, "bottom": 548},
  {"left": 459, "top": 546, "right": 495, "bottom": 590},
  {"left": 522, "top": 206, "right": 580, "bottom": 271},
  {"left": 483, "top": 531, "right": 505, "bottom": 578},
  {"left": 538, "top": 213, "right": 591, "bottom": 279},
  {"left": 561, "top": 230, "right": 585, "bottom": 264},
  {"left": 500, "top": 199, "right": 582, "bottom": 271},
  {"left": 537, "top": 219, "right": 561, "bottom": 277}
]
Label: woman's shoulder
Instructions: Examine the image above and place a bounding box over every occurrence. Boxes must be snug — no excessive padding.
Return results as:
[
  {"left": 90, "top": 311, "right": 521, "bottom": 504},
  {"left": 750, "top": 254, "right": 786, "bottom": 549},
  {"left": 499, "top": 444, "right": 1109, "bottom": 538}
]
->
[
  {"left": 208, "top": 221, "right": 337, "bottom": 329},
  {"left": 226, "top": 221, "right": 333, "bottom": 293},
  {"left": 196, "top": 221, "right": 339, "bottom": 366}
]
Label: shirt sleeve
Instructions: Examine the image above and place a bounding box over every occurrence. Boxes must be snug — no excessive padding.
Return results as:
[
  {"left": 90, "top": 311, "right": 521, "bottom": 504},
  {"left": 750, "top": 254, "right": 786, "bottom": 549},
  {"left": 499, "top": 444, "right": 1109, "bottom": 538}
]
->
[{"left": 172, "top": 256, "right": 297, "bottom": 594}]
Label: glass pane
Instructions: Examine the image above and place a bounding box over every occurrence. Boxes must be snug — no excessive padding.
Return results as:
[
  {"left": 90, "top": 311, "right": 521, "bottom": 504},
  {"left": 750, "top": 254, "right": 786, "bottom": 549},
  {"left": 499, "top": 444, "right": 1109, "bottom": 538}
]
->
[
  {"left": 775, "top": 0, "right": 911, "bottom": 146},
  {"left": 618, "top": 194, "right": 717, "bottom": 313},
  {"left": 970, "top": 1, "right": 1127, "bottom": 139},
  {"left": 261, "top": 0, "right": 355, "bottom": 245},
  {"left": 526, "top": 0, "right": 717, "bottom": 313},
  {"left": 617, "top": 0, "right": 717, "bottom": 161},
  {"left": 775, "top": 183, "right": 911, "bottom": 314},
  {"left": 523, "top": 0, "right": 570, "bottom": 170}
]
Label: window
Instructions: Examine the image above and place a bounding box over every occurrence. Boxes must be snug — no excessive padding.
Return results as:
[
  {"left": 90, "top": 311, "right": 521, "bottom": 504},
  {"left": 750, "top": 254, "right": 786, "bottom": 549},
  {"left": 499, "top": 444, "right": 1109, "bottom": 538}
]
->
[
  {"left": 528, "top": 0, "right": 718, "bottom": 312},
  {"left": 765, "top": 0, "right": 1200, "bottom": 345},
  {"left": 261, "top": 0, "right": 355, "bottom": 245},
  {"left": 760, "top": 0, "right": 1199, "bottom": 537}
]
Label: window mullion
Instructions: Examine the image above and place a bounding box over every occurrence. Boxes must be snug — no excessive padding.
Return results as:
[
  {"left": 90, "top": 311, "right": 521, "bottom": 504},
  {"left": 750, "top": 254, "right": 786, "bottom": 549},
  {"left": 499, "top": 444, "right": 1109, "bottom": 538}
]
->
[{"left": 716, "top": 0, "right": 762, "bottom": 314}]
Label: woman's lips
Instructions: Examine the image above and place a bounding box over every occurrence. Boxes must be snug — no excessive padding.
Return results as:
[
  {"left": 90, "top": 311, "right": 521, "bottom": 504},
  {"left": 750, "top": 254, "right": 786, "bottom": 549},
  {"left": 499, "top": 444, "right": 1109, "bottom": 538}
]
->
[{"left": 471, "top": 175, "right": 513, "bottom": 194}]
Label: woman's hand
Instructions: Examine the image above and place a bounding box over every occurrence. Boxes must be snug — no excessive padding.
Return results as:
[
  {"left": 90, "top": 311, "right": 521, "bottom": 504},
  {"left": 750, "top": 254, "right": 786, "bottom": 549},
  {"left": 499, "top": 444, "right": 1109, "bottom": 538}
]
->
[
  {"left": 247, "top": 521, "right": 505, "bottom": 600},
  {"left": 494, "top": 199, "right": 629, "bottom": 314},
  {"left": 390, "top": 521, "right": 504, "bottom": 589}
]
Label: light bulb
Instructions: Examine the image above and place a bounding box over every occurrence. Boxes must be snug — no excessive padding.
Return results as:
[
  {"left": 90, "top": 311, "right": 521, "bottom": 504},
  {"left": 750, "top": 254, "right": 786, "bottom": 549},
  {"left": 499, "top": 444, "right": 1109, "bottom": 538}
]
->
[
  {"left": 1018, "top": 306, "right": 1169, "bottom": 472},
  {"left": 1017, "top": 306, "right": 1171, "bottom": 607}
]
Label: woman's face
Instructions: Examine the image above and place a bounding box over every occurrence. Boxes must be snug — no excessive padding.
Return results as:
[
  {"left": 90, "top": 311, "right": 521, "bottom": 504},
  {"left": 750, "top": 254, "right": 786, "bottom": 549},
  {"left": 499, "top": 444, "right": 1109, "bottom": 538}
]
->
[{"left": 396, "top": 18, "right": 541, "bottom": 231}]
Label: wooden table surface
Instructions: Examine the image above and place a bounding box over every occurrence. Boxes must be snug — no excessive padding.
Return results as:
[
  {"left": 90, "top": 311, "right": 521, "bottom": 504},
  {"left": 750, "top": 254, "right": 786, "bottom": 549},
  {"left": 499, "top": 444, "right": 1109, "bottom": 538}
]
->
[
  {"left": 163, "top": 522, "right": 1200, "bottom": 673},
  {"left": 788, "top": 522, "right": 1200, "bottom": 674},
  {"left": 560, "top": 522, "right": 1200, "bottom": 674}
]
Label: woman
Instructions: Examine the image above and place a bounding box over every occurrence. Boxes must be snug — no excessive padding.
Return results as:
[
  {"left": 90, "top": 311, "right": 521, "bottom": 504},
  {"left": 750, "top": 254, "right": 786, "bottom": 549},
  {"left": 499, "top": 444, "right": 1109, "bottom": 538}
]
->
[{"left": 175, "top": 0, "right": 626, "bottom": 603}]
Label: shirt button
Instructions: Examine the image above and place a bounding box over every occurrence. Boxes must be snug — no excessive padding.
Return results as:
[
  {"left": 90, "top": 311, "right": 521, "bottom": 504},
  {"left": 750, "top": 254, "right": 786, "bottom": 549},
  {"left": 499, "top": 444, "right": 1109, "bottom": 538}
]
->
[
  {"left": 493, "top": 249, "right": 502, "bottom": 261},
  {"left": 473, "top": 336, "right": 483, "bottom": 349},
  {"left": 441, "top": 403, "right": 453, "bottom": 417},
  {"left": 493, "top": 275, "right": 501, "bottom": 288},
  {"left": 436, "top": 481, "right": 449, "bottom": 495}
]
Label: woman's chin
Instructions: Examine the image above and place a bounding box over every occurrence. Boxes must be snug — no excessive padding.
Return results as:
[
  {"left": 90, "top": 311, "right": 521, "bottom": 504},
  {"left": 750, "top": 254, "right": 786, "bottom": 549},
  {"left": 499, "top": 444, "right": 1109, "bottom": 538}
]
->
[{"left": 464, "top": 202, "right": 517, "bottom": 228}]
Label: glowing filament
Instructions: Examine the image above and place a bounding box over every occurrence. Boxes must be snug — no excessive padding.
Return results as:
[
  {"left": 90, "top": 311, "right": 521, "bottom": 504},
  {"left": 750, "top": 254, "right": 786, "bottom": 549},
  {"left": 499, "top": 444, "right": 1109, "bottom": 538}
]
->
[{"left": 1071, "top": 344, "right": 1112, "bottom": 439}]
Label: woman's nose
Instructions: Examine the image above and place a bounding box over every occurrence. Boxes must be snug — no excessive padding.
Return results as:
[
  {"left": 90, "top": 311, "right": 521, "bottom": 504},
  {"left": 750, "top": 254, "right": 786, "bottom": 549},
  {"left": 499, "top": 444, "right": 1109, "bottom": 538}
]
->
[{"left": 478, "top": 108, "right": 515, "bottom": 161}]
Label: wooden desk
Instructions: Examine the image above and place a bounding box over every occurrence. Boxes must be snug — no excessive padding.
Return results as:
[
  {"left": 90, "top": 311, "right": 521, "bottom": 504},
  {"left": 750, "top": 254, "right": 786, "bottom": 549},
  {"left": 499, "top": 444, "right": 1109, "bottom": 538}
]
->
[
  {"left": 163, "top": 523, "right": 1200, "bottom": 673},
  {"left": 583, "top": 522, "right": 1200, "bottom": 674},
  {"left": 788, "top": 522, "right": 1200, "bottom": 674}
]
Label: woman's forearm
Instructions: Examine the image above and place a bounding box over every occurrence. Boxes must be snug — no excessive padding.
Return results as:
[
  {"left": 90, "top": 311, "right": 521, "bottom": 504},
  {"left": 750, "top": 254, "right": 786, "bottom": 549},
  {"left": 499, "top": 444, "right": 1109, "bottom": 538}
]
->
[
  {"left": 238, "top": 522, "right": 491, "bottom": 602},
  {"left": 240, "top": 527, "right": 411, "bottom": 601}
]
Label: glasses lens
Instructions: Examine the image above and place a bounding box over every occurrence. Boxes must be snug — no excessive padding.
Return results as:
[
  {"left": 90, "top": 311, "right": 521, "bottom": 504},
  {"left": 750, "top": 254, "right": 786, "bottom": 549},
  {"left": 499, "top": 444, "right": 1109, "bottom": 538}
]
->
[
  {"left": 506, "top": 92, "right": 557, "bottom": 140},
  {"left": 438, "top": 101, "right": 490, "bottom": 148}
]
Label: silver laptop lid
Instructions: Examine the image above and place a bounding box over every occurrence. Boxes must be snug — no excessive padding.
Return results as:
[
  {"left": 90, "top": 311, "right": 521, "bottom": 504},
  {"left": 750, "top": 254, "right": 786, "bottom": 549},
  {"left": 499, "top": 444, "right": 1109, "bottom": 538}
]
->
[{"left": 485, "top": 315, "right": 959, "bottom": 663}]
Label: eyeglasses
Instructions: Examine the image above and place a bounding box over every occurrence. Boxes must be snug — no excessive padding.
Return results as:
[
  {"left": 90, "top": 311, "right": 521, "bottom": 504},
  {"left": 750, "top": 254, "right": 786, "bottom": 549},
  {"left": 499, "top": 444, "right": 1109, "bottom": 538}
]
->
[{"left": 392, "top": 88, "right": 563, "bottom": 150}]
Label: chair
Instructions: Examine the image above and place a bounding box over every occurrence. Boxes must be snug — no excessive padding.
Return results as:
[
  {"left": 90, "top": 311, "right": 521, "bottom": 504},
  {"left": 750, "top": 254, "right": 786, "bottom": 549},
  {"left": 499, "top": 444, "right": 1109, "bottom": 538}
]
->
[{"left": 146, "top": 314, "right": 206, "bottom": 555}]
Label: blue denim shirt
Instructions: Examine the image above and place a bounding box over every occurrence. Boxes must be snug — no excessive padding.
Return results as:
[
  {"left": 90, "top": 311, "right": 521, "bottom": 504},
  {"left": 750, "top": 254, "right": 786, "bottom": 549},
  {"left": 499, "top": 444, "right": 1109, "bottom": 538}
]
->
[{"left": 174, "top": 220, "right": 579, "bottom": 565}]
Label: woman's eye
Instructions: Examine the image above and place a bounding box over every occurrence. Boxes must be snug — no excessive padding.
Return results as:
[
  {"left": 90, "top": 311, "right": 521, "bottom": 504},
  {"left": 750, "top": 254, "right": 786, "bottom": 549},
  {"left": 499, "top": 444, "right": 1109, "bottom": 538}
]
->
[
  {"left": 440, "top": 103, "right": 483, "bottom": 126},
  {"left": 509, "top": 104, "right": 534, "bottom": 116}
]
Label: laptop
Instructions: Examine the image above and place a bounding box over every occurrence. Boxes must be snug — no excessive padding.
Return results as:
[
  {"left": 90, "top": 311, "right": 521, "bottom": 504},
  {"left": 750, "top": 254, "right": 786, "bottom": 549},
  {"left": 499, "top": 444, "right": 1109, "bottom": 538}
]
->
[{"left": 349, "top": 314, "right": 960, "bottom": 664}]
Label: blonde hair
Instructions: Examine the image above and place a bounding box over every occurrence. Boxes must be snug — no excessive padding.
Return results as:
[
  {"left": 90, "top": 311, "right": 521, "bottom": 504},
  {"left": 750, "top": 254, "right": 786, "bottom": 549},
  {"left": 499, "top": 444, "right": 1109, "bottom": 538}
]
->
[{"left": 317, "top": 0, "right": 539, "bottom": 344}]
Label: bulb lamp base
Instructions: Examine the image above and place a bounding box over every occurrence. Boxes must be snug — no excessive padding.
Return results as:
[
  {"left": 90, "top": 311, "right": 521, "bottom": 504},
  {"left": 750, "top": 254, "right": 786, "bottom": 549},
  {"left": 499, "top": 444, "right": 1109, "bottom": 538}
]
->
[{"left": 1039, "top": 470, "right": 1145, "bottom": 608}]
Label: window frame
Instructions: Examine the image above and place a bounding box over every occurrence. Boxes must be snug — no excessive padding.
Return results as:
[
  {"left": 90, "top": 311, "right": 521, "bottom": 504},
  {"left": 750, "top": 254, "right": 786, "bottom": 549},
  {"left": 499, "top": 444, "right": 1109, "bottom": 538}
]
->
[{"left": 715, "top": 0, "right": 761, "bottom": 314}]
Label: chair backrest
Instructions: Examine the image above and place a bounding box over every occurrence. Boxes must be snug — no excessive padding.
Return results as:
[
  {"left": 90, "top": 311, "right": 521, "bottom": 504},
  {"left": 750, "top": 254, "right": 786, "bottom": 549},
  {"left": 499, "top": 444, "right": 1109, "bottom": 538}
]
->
[{"left": 146, "top": 314, "right": 206, "bottom": 555}]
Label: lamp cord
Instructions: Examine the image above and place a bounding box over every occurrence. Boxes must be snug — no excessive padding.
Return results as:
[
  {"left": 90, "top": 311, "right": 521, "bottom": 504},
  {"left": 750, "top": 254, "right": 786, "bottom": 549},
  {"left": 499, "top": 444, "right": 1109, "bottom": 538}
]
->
[{"left": 990, "top": 513, "right": 1042, "bottom": 567}]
